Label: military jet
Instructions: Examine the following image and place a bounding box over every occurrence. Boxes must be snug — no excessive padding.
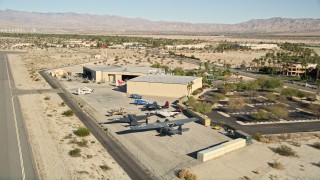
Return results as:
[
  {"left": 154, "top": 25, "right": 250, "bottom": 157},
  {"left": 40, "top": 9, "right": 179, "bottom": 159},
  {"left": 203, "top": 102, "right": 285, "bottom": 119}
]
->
[
  {"left": 109, "top": 114, "right": 153, "bottom": 126},
  {"left": 130, "top": 117, "right": 198, "bottom": 136}
]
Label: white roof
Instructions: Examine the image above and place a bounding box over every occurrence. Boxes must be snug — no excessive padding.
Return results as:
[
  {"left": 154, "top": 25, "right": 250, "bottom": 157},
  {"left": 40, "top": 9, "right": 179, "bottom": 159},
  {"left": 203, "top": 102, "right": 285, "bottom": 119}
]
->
[
  {"left": 128, "top": 75, "right": 200, "bottom": 85},
  {"left": 84, "top": 66, "right": 159, "bottom": 74}
]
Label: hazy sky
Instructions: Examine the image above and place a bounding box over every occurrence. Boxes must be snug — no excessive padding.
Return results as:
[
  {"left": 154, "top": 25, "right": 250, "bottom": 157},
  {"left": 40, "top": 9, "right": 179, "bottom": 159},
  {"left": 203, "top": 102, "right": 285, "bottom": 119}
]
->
[{"left": 1, "top": 0, "right": 320, "bottom": 23}]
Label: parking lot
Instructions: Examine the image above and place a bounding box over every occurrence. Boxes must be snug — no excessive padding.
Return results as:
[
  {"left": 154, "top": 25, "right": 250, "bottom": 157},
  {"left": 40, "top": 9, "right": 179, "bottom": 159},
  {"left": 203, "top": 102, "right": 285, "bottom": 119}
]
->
[
  {"left": 202, "top": 91, "right": 320, "bottom": 135},
  {"left": 59, "top": 73, "right": 231, "bottom": 178}
]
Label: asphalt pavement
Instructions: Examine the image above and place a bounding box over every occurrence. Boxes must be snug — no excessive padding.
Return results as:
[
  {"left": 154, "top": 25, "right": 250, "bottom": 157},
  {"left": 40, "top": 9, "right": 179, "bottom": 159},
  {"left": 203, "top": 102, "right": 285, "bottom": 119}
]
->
[
  {"left": 208, "top": 110, "right": 320, "bottom": 135},
  {"left": 0, "top": 52, "right": 38, "bottom": 179},
  {"left": 39, "top": 71, "right": 154, "bottom": 180}
]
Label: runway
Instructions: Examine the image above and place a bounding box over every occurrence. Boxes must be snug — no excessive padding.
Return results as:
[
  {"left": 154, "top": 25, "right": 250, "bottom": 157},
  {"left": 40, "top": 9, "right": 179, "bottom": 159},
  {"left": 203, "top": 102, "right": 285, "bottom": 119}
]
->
[{"left": 0, "top": 52, "right": 37, "bottom": 179}]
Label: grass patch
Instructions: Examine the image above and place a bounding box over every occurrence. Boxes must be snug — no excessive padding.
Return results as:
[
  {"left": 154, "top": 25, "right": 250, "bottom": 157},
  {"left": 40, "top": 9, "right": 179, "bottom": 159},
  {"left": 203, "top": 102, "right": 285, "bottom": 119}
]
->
[
  {"left": 64, "top": 133, "right": 72, "bottom": 139},
  {"left": 252, "top": 133, "right": 262, "bottom": 141},
  {"left": 75, "top": 127, "right": 90, "bottom": 137},
  {"left": 177, "top": 168, "right": 198, "bottom": 180},
  {"left": 310, "top": 142, "right": 320, "bottom": 149},
  {"left": 69, "top": 148, "right": 81, "bottom": 157},
  {"left": 311, "top": 162, "right": 320, "bottom": 167},
  {"left": 269, "top": 160, "right": 285, "bottom": 170},
  {"left": 62, "top": 110, "right": 74, "bottom": 117},
  {"left": 273, "top": 145, "right": 297, "bottom": 157},
  {"left": 99, "top": 164, "right": 111, "bottom": 171},
  {"left": 77, "top": 139, "right": 88, "bottom": 147}
]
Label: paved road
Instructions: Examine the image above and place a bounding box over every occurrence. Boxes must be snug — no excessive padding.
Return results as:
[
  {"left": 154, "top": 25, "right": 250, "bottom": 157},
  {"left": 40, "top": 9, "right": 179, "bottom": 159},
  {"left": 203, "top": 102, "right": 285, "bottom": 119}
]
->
[
  {"left": 208, "top": 110, "right": 320, "bottom": 135},
  {"left": 39, "top": 71, "right": 154, "bottom": 180},
  {"left": 0, "top": 52, "right": 38, "bottom": 179}
]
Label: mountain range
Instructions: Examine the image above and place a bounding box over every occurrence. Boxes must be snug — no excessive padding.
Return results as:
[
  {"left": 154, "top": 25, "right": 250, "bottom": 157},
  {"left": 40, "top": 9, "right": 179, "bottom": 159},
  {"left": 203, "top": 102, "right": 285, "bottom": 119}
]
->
[{"left": 1, "top": 9, "right": 320, "bottom": 34}]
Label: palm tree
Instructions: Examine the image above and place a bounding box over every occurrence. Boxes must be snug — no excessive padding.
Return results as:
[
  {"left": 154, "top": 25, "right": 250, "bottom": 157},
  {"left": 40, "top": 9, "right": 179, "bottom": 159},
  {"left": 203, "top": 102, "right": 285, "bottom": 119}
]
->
[
  {"left": 187, "top": 81, "right": 194, "bottom": 97},
  {"left": 315, "top": 58, "right": 320, "bottom": 83},
  {"left": 301, "top": 58, "right": 308, "bottom": 77}
]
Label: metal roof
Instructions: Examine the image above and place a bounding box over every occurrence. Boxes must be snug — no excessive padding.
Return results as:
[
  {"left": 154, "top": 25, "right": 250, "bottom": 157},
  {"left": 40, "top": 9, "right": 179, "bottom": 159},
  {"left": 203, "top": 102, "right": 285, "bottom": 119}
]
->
[
  {"left": 84, "top": 65, "right": 160, "bottom": 74},
  {"left": 128, "top": 75, "right": 200, "bottom": 85}
]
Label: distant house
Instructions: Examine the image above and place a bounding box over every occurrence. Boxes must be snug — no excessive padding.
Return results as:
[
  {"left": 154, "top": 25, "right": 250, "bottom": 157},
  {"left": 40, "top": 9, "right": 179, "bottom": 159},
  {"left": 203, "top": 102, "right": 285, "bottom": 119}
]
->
[
  {"left": 238, "top": 43, "right": 279, "bottom": 50},
  {"left": 165, "top": 44, "right": 207, "bottom": 50},
  {"left": 284, "top": 63, "right": 317, "bottom": 76}
]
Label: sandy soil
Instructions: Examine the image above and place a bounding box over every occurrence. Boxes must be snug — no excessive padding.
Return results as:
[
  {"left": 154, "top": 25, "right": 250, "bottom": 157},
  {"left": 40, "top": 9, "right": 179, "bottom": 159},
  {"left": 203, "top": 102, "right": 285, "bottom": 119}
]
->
[
  {"left": 8, "top": 54, "right": 129, "bottom": 179},
  {"left": 192, "top": 134, "right": 320, "bottom": 180}
]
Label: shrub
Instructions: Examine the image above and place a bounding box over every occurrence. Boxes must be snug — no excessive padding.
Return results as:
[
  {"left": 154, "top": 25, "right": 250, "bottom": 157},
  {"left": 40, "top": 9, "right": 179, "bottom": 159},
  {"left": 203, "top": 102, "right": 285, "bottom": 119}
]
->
[
  {"left": 78, "top": 139, "right": 88, "bottom": 147},
  {"left": 311, "top": 142, "right": 320, "bottom": 149},
  {"left": 211, "top": 93, "right": 225, "bottom": 104},
  {"left": 60, "top": 102, "right": 65, "bottom": 106},
  {"left": 251, "top": 110, "right": 269, "bottom": 121},
  {"left": 87, "top": 155, "right": 93, "bottom": 159},
  {"left": 62, "top": 110, "right": 74, "bottom": 117},
  {"left": 75, "top": 127, "right": 90, "bottom": 137},
  {"left": 44, "top": 96, "right": 50, "bottom": 100},
  {"left": 186, "top": 96, "right": 196, "bottom": 106},
  {"left": 192, "top": 88, "right": 203, "bottom": 95},
  {"left": 69, "top": 148, "right": 81, "bottom": 157},
  {"left": 64, "top": 133, "right": 72, "bottom": 139},
  {"left": 100, "top": 164, "right": 111, "bottom": 171},
  {"left": 265, "top": 93, "right": 277, "bottom": 102},
  {"left": 193, "top": 102, "right": 212, "bottom": 114},
  {"left": 177, "top": 168, "right": 197, "bottom": 180},
  {"left": 252, "top": 133, "right": 262, "bottom": 141},
  {"left": 312, "top": 162, "right": 320, "bottom": 167},
  {"left": 269, "top": 160, "right": 285, "bottom": 170},
  {"left": 274, "top": 145, "right": 297, "bottom": 157}
]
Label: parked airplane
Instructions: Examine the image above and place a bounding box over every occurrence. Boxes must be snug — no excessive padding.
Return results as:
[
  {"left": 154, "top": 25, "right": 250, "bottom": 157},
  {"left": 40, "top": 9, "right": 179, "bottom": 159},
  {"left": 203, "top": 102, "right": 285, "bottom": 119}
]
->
[
  {"left": 145, "top": 102, "right": 161, "bottom": 110},
  {"left": 74, "top": 87, "right": 94, "bottom": 95},
  {"left": 130, "top": 117, "right": 198, "bottom": 136},
  {"left": 106, "top": 107, "right": 127, "bottom": 116},
  {"left": 134, "top": 99, "right": 154, "bottom": 105},
  {"left": 116, "top": 79, "right": 126, "bottom": 87},
  {"left": 154, "top": 109, "right": 182, "bottom": 117},
  {"left": 111, "top": 114, "right": 152, "bottom": 126}
]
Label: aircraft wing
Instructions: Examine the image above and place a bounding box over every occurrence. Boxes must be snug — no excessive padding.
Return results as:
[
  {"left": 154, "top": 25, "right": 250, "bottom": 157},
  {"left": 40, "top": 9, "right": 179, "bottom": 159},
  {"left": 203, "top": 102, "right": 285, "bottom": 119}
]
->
[
  {"left": 131, "top": 122, "right": 167, "bottom": 131},
  {"left": 134, "top": 114, "right": 153, "bottom": 121},
  {"left": 131, "top": 117, "right": 198, "bottom": 131},
  {"left": 112, "top": 116, "right": 130, "bottom": 123},
  {"left": 165, "top": 117, "right": 198, "bottom": 125}
]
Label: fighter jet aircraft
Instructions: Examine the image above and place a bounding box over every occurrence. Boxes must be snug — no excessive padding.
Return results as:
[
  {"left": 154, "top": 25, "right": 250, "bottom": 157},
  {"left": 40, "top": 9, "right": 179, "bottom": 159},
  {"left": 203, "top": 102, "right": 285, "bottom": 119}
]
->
[{"left": 130, "top": 117, "right": 198, "bottom": 136}]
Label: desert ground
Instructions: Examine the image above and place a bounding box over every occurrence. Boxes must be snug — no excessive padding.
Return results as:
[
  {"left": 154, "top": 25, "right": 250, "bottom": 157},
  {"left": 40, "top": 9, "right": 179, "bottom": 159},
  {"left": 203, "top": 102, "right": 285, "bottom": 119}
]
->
[
  {"left": 8, "top": 54, "right": 129, "bottom": 179},
  {"left": 3, "top": 34, "right": 320, "bottom": 179}
]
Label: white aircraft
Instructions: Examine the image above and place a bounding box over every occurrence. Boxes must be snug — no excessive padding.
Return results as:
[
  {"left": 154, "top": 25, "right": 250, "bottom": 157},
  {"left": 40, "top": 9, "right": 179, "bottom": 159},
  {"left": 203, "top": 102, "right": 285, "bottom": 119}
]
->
[
  {"left": 75, "top": 87, "right": 94, "bottom": 95},
  {"left": 154, "top": 109, "right": 182, "bottom": 118}
]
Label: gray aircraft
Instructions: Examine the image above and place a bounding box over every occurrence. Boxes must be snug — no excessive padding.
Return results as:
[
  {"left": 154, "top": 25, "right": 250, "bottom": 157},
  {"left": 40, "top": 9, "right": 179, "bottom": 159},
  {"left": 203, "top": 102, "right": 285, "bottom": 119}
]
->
[
  {"left": 111, "top": 114, "right": 152, "bottom": 126},
  {"left": 130, "top": 117, "right": 198, "bottom": 136}
]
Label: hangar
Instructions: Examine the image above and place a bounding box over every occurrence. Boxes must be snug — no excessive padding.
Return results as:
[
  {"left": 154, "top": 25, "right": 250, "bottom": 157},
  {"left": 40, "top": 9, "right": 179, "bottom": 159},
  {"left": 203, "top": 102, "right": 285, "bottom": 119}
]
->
[
  {"left": 83, "top": 65, "right": 164, "bottom": 82},
  {"left": 127, "top": 75, "right": 202, "bottom": 98}
]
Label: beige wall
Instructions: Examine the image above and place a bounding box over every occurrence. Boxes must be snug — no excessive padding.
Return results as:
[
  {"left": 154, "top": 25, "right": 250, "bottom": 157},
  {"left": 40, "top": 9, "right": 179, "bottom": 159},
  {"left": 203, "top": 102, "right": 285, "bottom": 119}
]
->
[{"left": 127, "top": 77, "right": 202, "bottom": 98}]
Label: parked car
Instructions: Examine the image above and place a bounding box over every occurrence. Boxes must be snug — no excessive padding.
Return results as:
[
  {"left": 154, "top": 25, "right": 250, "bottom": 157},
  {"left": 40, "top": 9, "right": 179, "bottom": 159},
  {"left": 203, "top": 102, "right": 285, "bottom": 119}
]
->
[
  {"left": 134, "top": 99, "right": 153, "bottom": 105},
  {"left": 130, "top": 94, "right": 142, "bottom": 99}
]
